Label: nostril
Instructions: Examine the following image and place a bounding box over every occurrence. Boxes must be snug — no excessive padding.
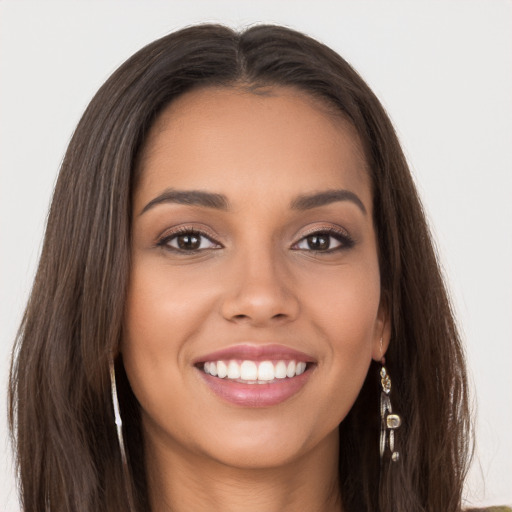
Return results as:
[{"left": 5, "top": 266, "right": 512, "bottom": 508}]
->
[
  {"left": 230, "top": 312, "right": 289, "bottom": 323},
  {"left": 232, "top": 314, "right": 249, "bottom": 321}
]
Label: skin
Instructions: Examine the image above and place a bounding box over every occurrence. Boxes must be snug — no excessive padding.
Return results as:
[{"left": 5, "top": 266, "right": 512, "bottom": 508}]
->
[{"left": 122, "top": 86, "right": 390, "bottom": 512}]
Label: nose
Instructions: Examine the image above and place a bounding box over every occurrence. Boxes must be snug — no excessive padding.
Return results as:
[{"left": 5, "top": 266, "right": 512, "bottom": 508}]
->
[{"left": 220, "top": 246, "right": 300, "bottom": 326}]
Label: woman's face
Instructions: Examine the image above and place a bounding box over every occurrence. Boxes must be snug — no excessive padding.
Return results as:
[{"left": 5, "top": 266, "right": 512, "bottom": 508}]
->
[{"left": 122, "top": 86, "right": 388, "bottom": 470}]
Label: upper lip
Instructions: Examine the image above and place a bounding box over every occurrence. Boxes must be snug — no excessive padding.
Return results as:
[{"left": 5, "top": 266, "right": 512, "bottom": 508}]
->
[{"left": 193, "top": 344, "right": 316, "bottom": 364}]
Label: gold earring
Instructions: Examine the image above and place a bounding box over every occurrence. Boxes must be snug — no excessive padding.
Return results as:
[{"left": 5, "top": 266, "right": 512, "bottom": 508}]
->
[{"left": 379, "top": 356, "right": 401, "bottom": 462}]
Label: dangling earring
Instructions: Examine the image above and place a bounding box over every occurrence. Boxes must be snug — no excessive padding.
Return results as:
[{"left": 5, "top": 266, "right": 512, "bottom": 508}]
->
[
  {"left": 379, "top": 353, "right": 401, "bottom": 462},
  {"left": 109, "top": 355, "right": 136, "bottom": 511},
  {"left": 109, "top": 354, "right": 128, "bottom": 466}
]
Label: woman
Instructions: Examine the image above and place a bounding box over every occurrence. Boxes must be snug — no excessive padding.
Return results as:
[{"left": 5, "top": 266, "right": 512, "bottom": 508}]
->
[{"left": 9, "top": 24, "right": 473, "bottom": 511}]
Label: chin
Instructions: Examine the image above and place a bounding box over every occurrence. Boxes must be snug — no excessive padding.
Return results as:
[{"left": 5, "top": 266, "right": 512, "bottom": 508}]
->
[{"left": 185, "top": 416, "right": 340, "bottom": 471}]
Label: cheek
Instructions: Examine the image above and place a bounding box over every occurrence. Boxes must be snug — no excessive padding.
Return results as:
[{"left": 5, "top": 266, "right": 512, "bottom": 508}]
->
[
  {"left": 307, "top": 255, "right": 381, "bottom": 345},
  {"left": 123, "top": 258, "right": 218, "bottom": 345},
  {"left": 120, "top": 260, "right": 216, "bottom": 410},
  {"left": 303, "top": 260, "right": 381, "bottom": 414}
]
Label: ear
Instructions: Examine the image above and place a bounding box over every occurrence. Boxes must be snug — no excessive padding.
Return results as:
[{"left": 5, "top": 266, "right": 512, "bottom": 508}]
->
[{"left": 371, "top": 293, "right": 391, "bottom": 362}]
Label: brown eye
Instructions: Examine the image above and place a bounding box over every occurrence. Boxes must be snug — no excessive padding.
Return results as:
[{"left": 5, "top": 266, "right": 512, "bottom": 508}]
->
[
  {"left": 177, "top": 233, "right": 201, "bottom": 250},
  {"left": 159, "top": 230, "right": 220, "bottom": 252},
  {"left": 293, "top": 229, "right": 353, "bottom": 253},
  {"left": 305, "top": 234, "right": 331, "bottom": 251}
]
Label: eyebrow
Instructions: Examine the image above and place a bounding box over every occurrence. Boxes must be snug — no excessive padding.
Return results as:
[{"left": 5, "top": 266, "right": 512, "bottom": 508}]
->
[
  {"left": 290, "top": 189, "right": 367, "bottom": 214},
  {"left": 139, "top": 189, "right": 229, "bottom": 216},
  {"left": 139, "top": 187, "right": 367, "bottom": 216}
]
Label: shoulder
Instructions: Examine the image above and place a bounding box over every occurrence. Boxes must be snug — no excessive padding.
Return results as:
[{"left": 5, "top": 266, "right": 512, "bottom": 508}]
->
[{"left": 465, "top": 507, "right": 512, "bottom": 512}]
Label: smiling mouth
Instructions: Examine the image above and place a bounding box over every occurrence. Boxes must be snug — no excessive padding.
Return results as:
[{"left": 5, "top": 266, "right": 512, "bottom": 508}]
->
[{"left": 198, "top": 359, "right": 313, "bottom": 384}]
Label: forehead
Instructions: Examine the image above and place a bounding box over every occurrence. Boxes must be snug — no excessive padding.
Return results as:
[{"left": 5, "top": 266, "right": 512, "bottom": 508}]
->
[{"left": 136, "top": 86, "right": 371, "bottom": 209}]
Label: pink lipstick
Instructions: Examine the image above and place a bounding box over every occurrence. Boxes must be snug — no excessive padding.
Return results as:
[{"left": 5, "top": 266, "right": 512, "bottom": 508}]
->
[{"left": 194, "top": 344, "right": 315, "bottom": 407}]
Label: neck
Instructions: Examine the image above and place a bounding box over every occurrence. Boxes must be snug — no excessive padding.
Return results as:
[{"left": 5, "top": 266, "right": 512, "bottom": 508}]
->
[{"left": 144, "top": 428, "right": 342, "bottom": 512}]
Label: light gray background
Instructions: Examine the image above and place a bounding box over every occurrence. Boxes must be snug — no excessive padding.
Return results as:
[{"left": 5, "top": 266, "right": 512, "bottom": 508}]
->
[{"left": 1, "top": 1, "right": 511, "bottom": 510}]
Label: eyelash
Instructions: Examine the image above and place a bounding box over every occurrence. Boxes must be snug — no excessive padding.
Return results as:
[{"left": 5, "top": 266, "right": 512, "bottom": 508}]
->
[
  {"left": 156, "top": 227, "right": 221, "bottom": 253},
  {"left": 292, "top": 227, "right": 354, "bottom": 253},
  {"left": 156, "top": 226, "right": 354, "bottom": 254}
]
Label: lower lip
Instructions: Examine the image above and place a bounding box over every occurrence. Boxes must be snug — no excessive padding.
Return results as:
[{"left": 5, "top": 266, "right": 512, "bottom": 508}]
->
[{"left": 197, "top": 367, "right": 313, "bottom": 407}]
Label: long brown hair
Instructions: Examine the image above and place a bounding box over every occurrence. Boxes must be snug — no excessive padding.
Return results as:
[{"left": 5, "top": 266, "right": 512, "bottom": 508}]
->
[{"left": 9, "top": 24, "right": 472, "bottom": 512}]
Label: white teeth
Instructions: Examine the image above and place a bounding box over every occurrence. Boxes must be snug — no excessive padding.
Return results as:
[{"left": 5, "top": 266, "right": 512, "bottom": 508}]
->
[
  {"left": 257, "top": 361, "right": 275, "bottom": 381},
  {"left": 240, "top": 360, "right": 258, "bottom": 380},
  {"left": 217, "top": 360, "right": 227, "bottom": 378},
  {"left": 203, "top": 359, "right": 309, "bottom": 381},
  {"left": 286, "top": 360, "right": 296, "bottom": 378},
  {"left": 296, "top": 361, "right": 306, "bottom": 375},
  {"left": 227, "top": 360, "right": 241, "bottom": 379},
  {"left": 275, "top": 361, "right": 287, "bottom": 379}
]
